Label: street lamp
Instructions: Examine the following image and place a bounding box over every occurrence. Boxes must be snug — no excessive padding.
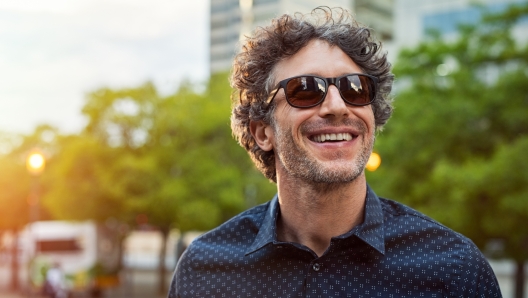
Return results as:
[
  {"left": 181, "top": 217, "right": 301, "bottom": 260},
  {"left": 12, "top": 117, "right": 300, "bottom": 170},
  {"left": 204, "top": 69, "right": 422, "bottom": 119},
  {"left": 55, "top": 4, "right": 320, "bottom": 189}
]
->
[
  {"left": 26, "top": 149, "right": 45, "bottom": 295},
  {"left": 26, "top": 151, "right": 45, "bottom": 176},
  {"left": 26, "top": 150, "right": 45, "bottom": 207}
]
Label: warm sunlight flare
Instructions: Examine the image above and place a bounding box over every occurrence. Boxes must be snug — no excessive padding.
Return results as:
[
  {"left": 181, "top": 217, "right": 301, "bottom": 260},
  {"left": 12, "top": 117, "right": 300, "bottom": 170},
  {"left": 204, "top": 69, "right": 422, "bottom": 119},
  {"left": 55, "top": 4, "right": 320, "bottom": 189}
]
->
[
  {"left": 26, "top": 151, "right": 45, "bottom": 175},
  {"left": 366, "top": 152, "right": 381, "bottom": 172}
]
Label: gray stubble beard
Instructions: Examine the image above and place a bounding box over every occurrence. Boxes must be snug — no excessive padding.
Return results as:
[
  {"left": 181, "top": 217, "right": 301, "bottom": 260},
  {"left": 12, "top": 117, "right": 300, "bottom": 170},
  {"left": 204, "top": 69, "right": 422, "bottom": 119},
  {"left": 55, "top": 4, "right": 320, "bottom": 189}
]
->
[{"left": 273, "top": 118, "right": 375, "bottom": 186}]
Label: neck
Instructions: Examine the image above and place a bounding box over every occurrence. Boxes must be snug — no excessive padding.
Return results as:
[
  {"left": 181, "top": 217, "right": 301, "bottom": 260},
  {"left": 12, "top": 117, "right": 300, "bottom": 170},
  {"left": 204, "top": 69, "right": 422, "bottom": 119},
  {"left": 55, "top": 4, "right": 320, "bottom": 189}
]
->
[{"left": 276, "top": 173, "right": 367, "bottom": 257}]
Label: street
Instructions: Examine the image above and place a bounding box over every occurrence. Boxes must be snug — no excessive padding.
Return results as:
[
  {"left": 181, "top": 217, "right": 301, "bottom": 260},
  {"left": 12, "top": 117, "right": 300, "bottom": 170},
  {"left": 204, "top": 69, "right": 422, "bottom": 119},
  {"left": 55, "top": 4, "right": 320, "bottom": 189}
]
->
[{"left": 0, "top": 266, "right": 172, "bottom": 298}]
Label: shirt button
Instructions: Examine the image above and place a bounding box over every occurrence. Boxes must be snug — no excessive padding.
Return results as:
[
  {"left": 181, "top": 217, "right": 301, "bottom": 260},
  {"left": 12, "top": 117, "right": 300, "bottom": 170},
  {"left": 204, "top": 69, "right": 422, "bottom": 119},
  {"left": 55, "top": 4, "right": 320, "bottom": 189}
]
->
[{"left": 312, "top": 263, "right": 321, "bottom": 272}]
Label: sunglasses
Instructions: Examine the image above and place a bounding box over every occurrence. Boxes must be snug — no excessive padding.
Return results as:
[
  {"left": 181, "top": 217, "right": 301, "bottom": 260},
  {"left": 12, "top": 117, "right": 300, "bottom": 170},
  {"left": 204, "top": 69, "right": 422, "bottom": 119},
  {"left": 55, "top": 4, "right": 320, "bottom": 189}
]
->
[{"left": 267, "top": 73, "right": 378, "bottom": 108}]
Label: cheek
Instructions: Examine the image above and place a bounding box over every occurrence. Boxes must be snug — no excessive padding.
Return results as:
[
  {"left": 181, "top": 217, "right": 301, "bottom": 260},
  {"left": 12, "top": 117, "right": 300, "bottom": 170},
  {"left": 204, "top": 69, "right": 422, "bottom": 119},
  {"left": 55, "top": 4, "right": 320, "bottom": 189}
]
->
[
  {"left": 358, "top": 107, "right": 376, "bottom": 132},
  {"left": 274, "top": 105, "right": 303, "bottom": 131}
]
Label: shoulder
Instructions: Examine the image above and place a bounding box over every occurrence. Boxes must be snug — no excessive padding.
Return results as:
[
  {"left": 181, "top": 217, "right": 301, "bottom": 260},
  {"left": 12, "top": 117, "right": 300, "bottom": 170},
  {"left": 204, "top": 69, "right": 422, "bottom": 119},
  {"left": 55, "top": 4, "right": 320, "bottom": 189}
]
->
[
  {"left": 193, "top": 200, "right": 271, "bottom": 245},
  {"left": 177, "top": 200, "right": 272, "bottom": 263},
  {"left": 170, "top": 201, "right": 272, "bottom": 297},
  {"left": 379, "top": 196, "right": 468, "bottom": 240},
  {"left": 379, "top": 196, "right": 479, "bottom": 251},
  {"left": 378, "top": 197, "right": 502, "bottom": 296}
]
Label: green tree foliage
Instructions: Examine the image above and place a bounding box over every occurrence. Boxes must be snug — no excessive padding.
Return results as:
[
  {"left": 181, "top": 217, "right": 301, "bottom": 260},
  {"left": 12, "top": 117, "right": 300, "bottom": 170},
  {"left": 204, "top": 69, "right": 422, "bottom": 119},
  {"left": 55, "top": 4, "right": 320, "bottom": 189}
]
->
[
  {"left": 48, "top": 75, "right": 274, "bottom": 231},
  {"left": 41, "top": 73, "right": 275, "bottom": 293},
  {"left": 42, "top": 135, "right": 132, "bottom": 222},
  {"left": 368, "top": 4, "right": 528, "bottom": 297}
]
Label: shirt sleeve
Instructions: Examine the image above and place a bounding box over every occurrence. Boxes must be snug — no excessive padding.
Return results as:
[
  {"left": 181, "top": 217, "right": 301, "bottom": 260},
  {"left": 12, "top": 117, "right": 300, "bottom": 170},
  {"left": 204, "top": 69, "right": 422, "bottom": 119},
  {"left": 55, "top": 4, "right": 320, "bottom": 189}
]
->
[
  {"left": 457, "top": 240, "right": 502, "bottom": 298},
  {"left": 167, "top": 243, "right": 196, "bottom": 298}
]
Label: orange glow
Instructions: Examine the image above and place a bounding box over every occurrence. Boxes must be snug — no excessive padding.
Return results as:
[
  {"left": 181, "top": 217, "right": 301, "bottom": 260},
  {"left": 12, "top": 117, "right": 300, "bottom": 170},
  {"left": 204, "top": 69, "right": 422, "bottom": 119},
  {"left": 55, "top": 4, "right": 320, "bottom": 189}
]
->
[
  {"left": 366, "top": 152, "right": 381, "bottom": 172},
  {"left": 27, "top": 194, "right": 38, "bottom": 206},
  {"left": 26, "top": 151, "right": 46, "bottom": 175}
]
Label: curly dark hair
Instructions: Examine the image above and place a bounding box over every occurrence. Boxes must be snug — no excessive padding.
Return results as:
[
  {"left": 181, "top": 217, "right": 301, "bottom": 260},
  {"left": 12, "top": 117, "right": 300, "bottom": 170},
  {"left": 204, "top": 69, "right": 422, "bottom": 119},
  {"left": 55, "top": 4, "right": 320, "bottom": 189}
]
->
[{"left": 230, "top": 7, "right": 394, "bottom": 182}]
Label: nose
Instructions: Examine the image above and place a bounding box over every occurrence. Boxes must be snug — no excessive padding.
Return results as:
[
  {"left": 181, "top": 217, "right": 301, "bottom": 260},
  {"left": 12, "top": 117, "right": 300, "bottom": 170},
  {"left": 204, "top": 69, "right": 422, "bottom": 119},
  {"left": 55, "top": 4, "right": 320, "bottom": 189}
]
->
[{"left": 318, "top": 85, "right": 349, "bottom": 118}]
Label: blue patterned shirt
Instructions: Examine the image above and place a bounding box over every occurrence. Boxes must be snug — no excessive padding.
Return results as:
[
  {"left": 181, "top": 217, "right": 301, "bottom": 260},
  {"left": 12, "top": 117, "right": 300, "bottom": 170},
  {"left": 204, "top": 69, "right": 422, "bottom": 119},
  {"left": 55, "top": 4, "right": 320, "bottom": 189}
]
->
[{"left": 168, "top": 186, "right": 502, "bottom": 297}]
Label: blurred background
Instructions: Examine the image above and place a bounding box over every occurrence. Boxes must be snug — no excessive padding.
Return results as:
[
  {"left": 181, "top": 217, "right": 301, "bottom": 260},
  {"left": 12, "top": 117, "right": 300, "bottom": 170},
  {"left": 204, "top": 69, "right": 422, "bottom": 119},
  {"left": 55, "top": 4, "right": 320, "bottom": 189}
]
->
[{"left": 0, "top": 0, "right": 527, "bottom": 297}]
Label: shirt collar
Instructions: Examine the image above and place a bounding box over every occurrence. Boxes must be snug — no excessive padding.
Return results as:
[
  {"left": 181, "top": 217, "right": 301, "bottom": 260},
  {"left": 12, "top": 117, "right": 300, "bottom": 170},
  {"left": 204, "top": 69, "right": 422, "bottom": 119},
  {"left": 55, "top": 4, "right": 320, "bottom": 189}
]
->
[
  {"left": 246, "top": 194, "right": 280, "bottom": 255},
  {"left": 340, "top": 185, "right": 385, "bottom": 255},
  {"left": 245, "top": 185, "right": 385, "bottom": 255}
]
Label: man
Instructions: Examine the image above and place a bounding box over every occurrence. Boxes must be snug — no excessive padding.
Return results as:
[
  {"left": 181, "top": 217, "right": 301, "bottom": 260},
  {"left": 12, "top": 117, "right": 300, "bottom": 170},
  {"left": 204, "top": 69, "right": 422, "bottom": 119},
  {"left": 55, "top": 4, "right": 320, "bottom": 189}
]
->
[{"left": 169, "top": 7, "right": 501, "bottom": 297}]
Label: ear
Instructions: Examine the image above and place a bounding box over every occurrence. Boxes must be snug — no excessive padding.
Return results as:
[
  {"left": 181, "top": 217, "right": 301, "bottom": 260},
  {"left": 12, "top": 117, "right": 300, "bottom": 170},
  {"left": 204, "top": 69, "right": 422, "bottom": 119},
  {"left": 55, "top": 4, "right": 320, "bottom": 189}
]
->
[{"left": 250, "top": 120, "right": 274, "bottom": 151}]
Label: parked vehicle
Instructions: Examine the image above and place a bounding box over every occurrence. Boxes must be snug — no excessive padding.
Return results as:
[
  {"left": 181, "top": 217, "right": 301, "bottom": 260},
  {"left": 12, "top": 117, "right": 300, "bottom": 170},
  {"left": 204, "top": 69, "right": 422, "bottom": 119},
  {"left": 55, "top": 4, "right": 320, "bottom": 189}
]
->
[{"left": 20, "top": 221, "right": 120, "bottom": 297}]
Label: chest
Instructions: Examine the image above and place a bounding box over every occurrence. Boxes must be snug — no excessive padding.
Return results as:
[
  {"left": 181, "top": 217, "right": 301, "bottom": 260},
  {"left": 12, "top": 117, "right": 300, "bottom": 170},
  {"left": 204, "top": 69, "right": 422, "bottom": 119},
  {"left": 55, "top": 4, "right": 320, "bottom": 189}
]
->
[{"left": 192, "top": 245, "right": 456, "bottom": 297}]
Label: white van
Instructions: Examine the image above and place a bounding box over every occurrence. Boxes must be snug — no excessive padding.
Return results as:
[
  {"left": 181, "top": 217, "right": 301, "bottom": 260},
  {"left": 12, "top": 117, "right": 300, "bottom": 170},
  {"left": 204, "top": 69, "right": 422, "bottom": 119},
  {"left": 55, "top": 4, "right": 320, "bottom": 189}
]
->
[{"left": 20, "top": 221, "right": 120, "bottom": 295}]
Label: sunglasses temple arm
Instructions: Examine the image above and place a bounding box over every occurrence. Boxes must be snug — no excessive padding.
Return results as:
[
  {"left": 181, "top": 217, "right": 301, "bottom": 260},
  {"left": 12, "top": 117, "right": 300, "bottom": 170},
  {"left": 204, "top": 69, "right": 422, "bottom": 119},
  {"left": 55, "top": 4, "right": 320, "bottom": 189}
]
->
[{"left": 266, "top": 87, "right": 281, "bottom": 105}]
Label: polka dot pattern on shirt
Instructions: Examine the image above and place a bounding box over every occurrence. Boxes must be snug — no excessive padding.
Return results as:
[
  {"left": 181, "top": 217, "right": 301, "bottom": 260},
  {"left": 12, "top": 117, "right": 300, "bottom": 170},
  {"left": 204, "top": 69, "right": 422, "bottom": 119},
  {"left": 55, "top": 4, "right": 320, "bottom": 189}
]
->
[{"left": 168, "top": 185, "right": 502, "bottom": 298}]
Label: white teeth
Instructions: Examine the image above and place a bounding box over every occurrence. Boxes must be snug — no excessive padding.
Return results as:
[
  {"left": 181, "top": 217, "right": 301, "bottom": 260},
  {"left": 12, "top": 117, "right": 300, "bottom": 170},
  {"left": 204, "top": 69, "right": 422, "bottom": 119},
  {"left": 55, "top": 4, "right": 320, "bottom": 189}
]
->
[{"left": 313, "top": 133, "right": 353, "bottom": 143}]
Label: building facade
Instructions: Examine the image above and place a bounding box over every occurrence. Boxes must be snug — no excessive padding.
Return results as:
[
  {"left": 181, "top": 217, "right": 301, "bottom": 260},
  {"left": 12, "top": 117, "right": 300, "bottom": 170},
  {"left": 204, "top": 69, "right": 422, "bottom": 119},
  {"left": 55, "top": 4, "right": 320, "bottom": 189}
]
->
[
  {"left": 394, "top": 0, "right": 527, "bottom": 49},
  {"left": 209, "top": 0, "right": 394, "bottom": 73}
]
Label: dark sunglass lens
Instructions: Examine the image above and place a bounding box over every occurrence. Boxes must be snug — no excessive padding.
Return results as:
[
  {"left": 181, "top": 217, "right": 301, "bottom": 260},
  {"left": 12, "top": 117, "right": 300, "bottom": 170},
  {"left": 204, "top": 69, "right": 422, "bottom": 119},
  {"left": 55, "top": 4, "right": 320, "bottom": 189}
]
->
[
  {"left": 286, "top": 76, "right": 326, "bottom": 107},
  {"left": 339, "top": 75, "right": 374, "bottom": 105}
]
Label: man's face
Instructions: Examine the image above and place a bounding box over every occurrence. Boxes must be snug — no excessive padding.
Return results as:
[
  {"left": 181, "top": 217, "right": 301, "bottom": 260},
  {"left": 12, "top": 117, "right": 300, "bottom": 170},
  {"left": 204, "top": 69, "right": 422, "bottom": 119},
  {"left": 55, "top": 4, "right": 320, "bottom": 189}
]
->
[{"left": 268, "top": 39, "right": 376, "bottom": 184}]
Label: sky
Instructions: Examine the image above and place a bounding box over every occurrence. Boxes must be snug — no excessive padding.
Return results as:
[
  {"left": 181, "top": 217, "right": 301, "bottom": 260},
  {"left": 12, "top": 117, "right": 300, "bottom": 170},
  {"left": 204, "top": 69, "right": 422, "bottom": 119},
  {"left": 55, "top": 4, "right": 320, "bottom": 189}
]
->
[{"left": 0, "top": 0, "right": 209, "bottom": 135}]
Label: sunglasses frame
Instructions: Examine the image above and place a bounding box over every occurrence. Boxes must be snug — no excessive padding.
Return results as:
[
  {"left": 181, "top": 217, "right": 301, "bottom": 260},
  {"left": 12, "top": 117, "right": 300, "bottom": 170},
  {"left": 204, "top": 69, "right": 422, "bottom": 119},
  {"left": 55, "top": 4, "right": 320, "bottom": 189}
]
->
[{"left": 266, "top": 73, "right": 379, "bottom": 109}]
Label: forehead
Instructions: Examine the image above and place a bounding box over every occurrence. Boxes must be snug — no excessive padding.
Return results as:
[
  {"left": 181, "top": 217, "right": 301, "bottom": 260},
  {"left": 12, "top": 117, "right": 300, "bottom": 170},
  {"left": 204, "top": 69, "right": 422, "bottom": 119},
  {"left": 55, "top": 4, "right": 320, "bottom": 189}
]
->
[{"left": 272, "top": 39, "right": 362, "bottom": 83}]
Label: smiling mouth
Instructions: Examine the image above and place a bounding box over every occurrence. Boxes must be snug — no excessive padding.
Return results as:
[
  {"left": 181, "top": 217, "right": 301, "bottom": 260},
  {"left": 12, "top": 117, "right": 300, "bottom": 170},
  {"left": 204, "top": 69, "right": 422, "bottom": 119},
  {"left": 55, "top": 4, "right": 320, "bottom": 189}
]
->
[{"left": 311, "top": 133, "right": 355, "bottom": 143}]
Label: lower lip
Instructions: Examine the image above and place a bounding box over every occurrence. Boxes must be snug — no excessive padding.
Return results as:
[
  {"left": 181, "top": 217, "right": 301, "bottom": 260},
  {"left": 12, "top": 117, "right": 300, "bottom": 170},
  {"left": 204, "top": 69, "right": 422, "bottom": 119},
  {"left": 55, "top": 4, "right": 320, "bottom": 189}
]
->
[{"left": 309, "top": 137, "right": 358, "bottom": 148}]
